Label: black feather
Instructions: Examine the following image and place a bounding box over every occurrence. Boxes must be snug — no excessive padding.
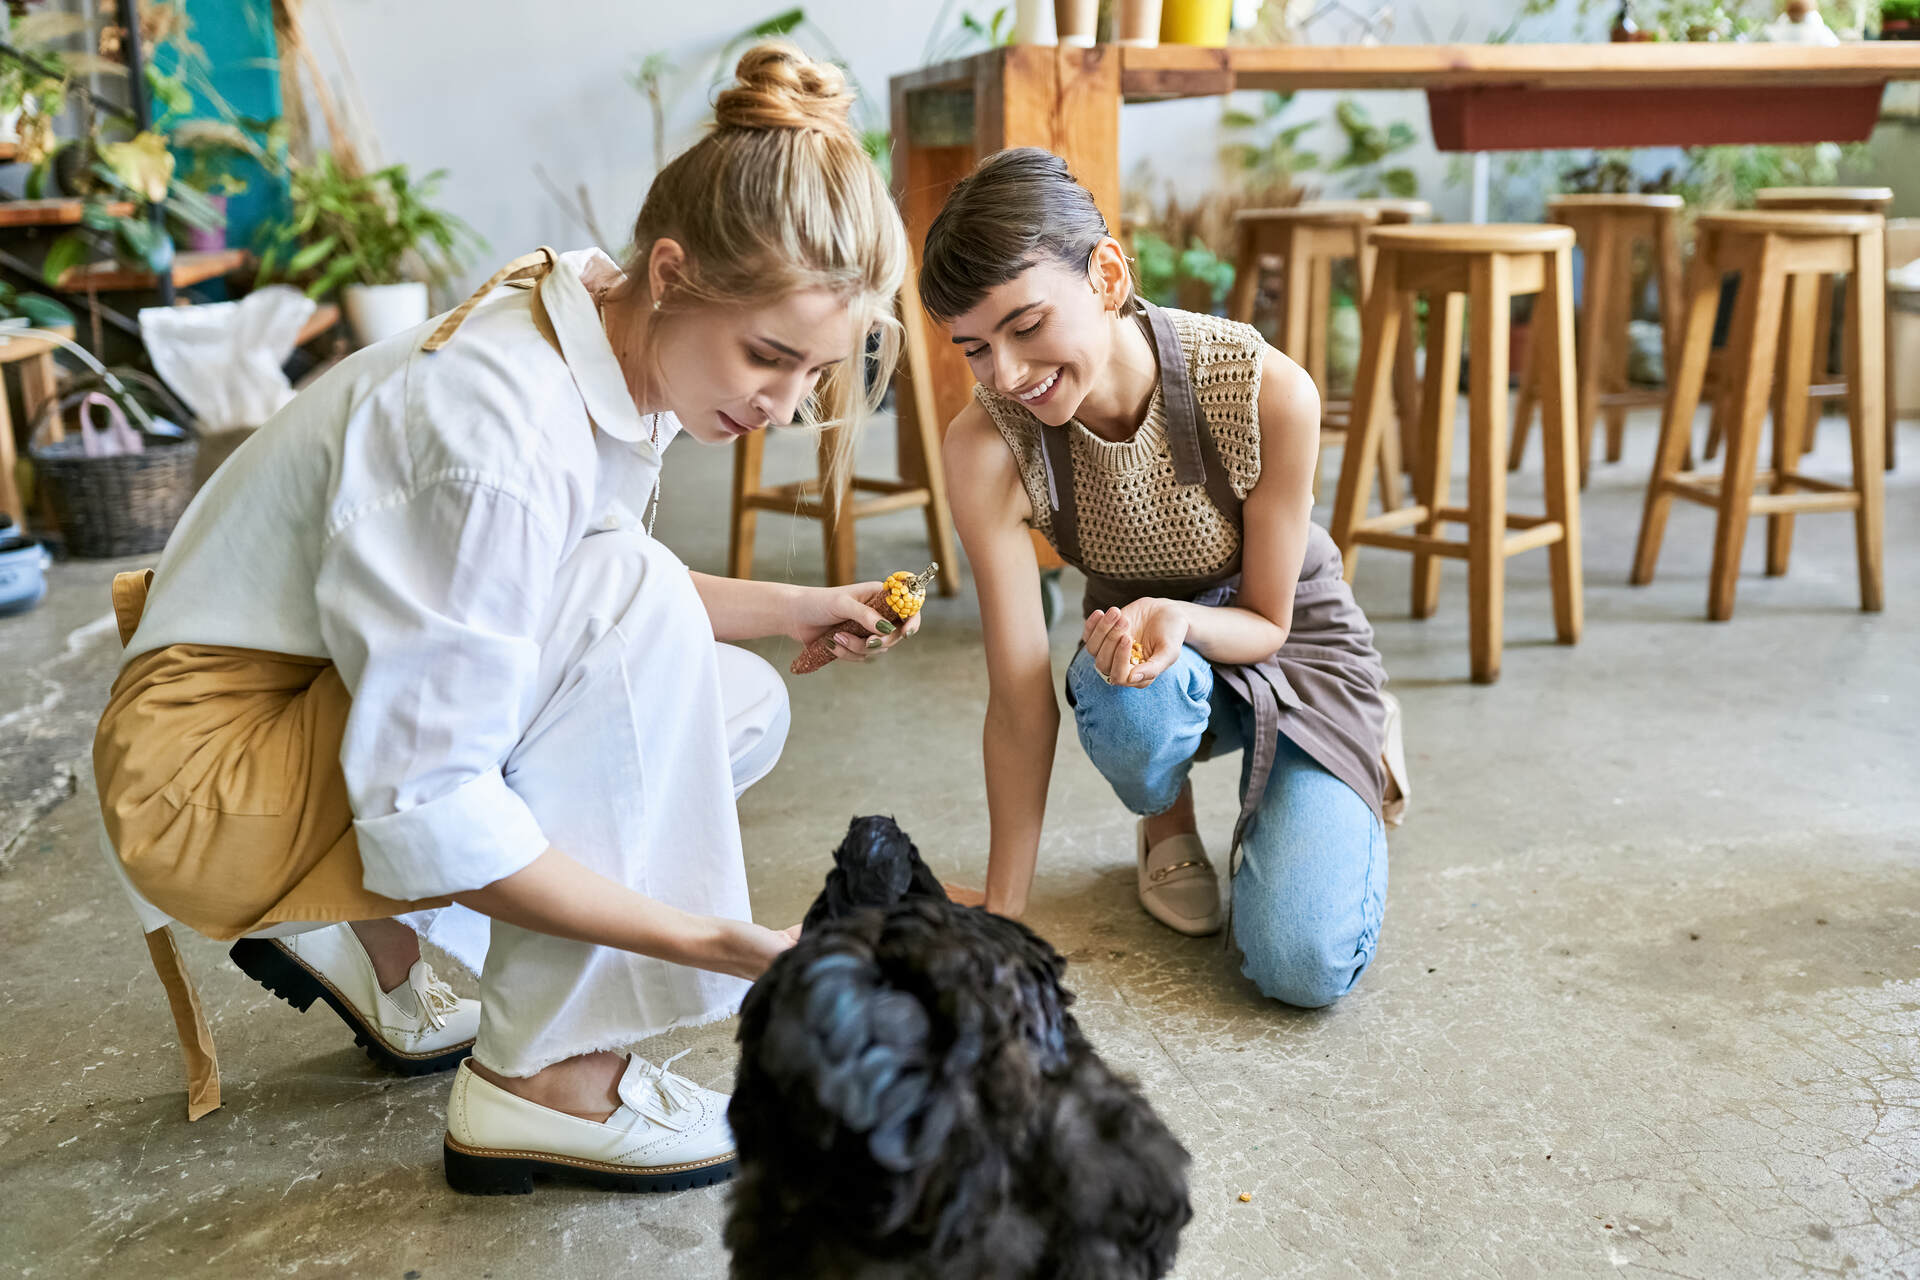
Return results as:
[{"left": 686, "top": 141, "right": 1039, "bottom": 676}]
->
[
  {"left": 801, "top": 815, "right": 949, "bottom": 932},
  {"left": 728, "top": 819, "right": 1192, "bottom": 1280}
]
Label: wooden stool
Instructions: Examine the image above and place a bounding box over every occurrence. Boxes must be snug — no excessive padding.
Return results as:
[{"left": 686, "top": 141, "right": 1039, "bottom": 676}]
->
[
  {"left": 0, "top": 327, "right": 67, "bottom": 531},
  {"left": 1752, "top": 185, "right": 1897, "bottom": 470},
  {"left": 1509, "top": 194, "right": 1685, "bottom": 485},
  {"left": 1330, "top": 224, "right": 1583, "bottom": 684},
  {"left": 729, "top": 281, "right": 957, "bottom": 591},
  {"left": 1228, "top": 202, "right": 1430, "bottom": 510},
  {"left": 1632, "top": 210, "right": 1885, "bottom": 621}
]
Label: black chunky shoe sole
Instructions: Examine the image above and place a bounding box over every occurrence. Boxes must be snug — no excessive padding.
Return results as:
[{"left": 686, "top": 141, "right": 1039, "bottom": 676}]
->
[
  {"left": 443, "top": 1137, "right": 737, "bottom": 1196},
  {"left": 229, "top": 937, "right": 473, "bottom": 1076}
]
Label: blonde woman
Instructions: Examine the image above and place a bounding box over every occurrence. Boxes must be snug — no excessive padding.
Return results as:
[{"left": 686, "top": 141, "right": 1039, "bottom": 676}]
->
[{"left": 93, "top": 45, "right": 908, "bottom": 1196}]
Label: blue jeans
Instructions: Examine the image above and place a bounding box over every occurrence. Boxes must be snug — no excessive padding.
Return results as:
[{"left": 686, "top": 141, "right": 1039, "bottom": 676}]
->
[{"left": 1066, "top": 645, "right": 1387, "bottom": 1008}]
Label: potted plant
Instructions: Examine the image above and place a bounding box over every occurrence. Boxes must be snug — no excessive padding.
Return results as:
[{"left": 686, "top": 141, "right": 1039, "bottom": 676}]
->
[
  {"left": 1881, "top": 0, "right": 1920, "bottom": 37},
  {"left": 256, "top": 154, "right": 484, "bottom": 347}
]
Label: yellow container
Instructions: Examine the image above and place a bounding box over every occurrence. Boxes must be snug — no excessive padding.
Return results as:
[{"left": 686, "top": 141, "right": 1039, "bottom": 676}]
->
[{"left": 1160, "top": 0, "right": 1231, "bottom": 45}]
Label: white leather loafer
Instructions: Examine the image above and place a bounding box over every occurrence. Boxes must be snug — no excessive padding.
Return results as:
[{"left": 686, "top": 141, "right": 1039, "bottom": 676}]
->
[
  {"left": 229, "top": 924, "right": 476, "bottom": 1075},
  {"left": 1137, "top": 820, "right": 1223, "bottom": 937},
  {"left": 443, "top": 1054, "right": 737, "bottom": 1195}
]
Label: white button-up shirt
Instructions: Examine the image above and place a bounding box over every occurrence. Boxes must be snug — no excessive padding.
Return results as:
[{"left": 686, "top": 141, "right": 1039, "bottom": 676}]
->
[{"left": 127, "top": 249, "right": 681, "bottom": 901}]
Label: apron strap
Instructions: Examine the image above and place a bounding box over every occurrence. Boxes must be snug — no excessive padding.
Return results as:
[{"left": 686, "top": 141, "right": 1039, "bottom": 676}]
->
[
  {"left": 109, "top": 566, "right": 223, "bottom": 1119},
  {"left": 420, "top": 247, "right": 560, "bottom": 353},
  {"left": 1138, "top": 299, "right": 1244, "bottom": 521},
  {"left": 146, "top": 926, "right": 222, "bottom": 1119},
  {"left": 1036, "top": 422, "right": 1085, "bottom": 568},
  {"left": 111, "top": 568, "right": 153, "bottom": 646}
]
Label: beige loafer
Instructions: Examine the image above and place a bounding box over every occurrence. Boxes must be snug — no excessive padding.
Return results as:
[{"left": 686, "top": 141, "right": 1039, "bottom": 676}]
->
[{"left": 1136, "top": 820, "right": 1223, "bottom": 937}]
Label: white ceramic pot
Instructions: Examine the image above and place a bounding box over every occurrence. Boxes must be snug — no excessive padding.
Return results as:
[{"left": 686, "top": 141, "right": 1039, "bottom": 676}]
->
[{"left": 342, "top": 281, "right": 429, "bottom": 348}]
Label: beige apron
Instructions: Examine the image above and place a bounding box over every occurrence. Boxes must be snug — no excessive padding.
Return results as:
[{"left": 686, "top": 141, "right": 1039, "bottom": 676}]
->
[{"left": 95, "top": 250, "right": 568, "bottom": 1120}]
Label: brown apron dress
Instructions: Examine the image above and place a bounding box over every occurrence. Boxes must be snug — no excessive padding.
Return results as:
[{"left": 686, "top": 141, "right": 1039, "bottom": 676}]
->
[
  {"left": 1040, "top": 300, "right": 1392, "bottom": 872},
  {"left": 94, "top": 249, "right": 569, "bottom": 1119}
]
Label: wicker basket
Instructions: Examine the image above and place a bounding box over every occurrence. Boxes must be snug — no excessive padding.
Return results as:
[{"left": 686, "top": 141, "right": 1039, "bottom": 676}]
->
[{"left": 28, "top": 378, "right": 198, "bottom": 558}]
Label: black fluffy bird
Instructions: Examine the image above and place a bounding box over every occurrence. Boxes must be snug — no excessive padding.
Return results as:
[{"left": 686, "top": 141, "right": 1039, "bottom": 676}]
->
[
  {"left": 801, "top": 814, "right": 949, "bottom": 932},
  {"left": 727, "top": 815, "right": 1192, "bottom": 1280}
]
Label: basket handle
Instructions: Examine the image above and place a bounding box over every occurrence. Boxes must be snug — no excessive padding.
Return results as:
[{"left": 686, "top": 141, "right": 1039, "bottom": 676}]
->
[{"left": 77, "top": 391, "right": 144, "bottom": 459}]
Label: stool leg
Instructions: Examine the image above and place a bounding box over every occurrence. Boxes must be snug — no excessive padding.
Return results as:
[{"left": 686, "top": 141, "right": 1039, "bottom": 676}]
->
[
  {"left": 20, "top": 352, "right": 58, "bottom": 442},
  {"left": 1507, "top": 303, "right": 1542, "bottom": 472},
  {"left": 1467, "top": 253, "right": 1512, "bottom": 684},
  {"left": 1278, "top": 226, "right": 1312, "bottom": 373},
  {"left": 1229, "top": 220, "right": 1261, "bottom": 327},
  {"left": 1767, "top": 273, "right": 1820, "bottom": 578},
  {"left": 1411, "top": 292, "right": 1464, "bottom": 620},
  {"left": 1352, "top": 225, "right": 1404, "bottom": 513},
  {"left": 728, "top": 431, "right": 765, "bottom": 580},
  {"left": 1708, "top": 237, "right": 1788, "bottom": 623},
  {"left": 1536, "top": 245, "right": 1584, "bottom": 645},
  {"left": 1847, "top": 230, "right": 1887, "bottom": 612},
  {"left": 1601, "top": 229, "right": 1636, "bottom": 465},
  {"left": 1885, "top": 226, "right": 1898, "bottom": 472},
  {"left": 1654, "top": 206, "right": 1691, "bottom": 470},
  {"left": 1394, "top": 293, "right": 1422, "bottom": 479},
  {"left": 819, "top": 432, "right": 858, "bottom": 587},
  {"left": 0, "top": 369, "right": 20, "bottom": 530},
  {"left": 1804, "top": 273, "right": 1837, "bottom": 457},
  {"left": 1633, "top": 244, "right": 1723, "bottom": 587},
  {"left": 1574, "top": 222, "right": 1620, "bottom": 489},
  {"left": 1375, "top": 395, "right": 1405, "bottom": 512},
  {"left": 1306, "top": 252, "right": 1332, "bottom": 405},
  {"left": 1330, "top": 252, "right": 1404, "bottom": 583}
]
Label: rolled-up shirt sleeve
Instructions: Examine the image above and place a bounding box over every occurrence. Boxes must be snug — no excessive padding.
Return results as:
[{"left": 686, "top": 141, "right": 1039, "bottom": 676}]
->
[{"left": 316, "top": 474, "right": 562, "bottom": 900}]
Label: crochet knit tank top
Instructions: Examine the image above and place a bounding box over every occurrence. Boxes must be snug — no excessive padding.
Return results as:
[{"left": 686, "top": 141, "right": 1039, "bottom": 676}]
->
[{"left": 972, "top": 307, "right": 1264, "bottom": 582}]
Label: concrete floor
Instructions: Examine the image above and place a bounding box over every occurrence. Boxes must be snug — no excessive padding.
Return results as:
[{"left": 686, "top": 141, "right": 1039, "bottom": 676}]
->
[{"left": 2, "top": 407, "right": 1916, "bottom": 1278}]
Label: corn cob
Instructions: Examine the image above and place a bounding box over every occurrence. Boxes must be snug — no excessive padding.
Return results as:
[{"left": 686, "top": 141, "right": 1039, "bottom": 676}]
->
[{"left": 790, "top": 563, "right": 938, "bottom": 674}]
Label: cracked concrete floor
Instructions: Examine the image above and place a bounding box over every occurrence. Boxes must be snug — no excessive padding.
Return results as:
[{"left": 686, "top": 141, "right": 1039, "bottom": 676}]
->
[{"left": 1, "top": 407, "right": 1916, "bottom": 1278}]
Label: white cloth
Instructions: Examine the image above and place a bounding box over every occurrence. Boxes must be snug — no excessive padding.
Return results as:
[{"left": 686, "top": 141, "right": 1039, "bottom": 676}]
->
[
  {"left": 137, "top": 286, "right": 316, "bottom": 431},
  {"left": 122, "top": 249, "right": 679, "bottom": 901}
]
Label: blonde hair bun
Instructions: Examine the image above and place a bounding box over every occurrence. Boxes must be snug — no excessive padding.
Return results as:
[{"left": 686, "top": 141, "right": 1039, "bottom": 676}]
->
[{"left": 714, "top": 42, "right": 857, "bottom": 138}]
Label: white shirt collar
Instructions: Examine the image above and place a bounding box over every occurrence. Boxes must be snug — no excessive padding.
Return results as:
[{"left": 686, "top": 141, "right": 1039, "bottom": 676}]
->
[{"left": 539, "top": 248, "right": 664, "bottom": 453}]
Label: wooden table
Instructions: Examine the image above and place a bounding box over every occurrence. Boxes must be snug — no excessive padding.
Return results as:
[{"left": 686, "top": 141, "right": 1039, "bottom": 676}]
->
[{"left": 891, "top": 42, "right": 1920, "bottom": 452}]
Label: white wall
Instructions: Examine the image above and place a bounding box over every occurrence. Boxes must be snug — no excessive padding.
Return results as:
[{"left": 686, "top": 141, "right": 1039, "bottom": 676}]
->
[{"left": 311, "top": 0, "right": 1559, "bottom": 295}]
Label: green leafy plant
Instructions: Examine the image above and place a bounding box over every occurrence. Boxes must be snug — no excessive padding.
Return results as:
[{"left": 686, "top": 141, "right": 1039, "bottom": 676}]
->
[
  {"left": 1326, "top": 98, "right": 1419, "bottom": 200},
  {"left": 1132, "top": 230, "right": 1237, "bottom": 311},
  {"left": 0, "top": 278, "right": 72, "bottom": 328},
  {"left": 255, "top": 155, "right": 485, "bottom": 299},
  {"left": 1885, "top": 0, "right": 1920, "bottom": 20},
  {"left": 29, "top": 121, "right": 224, "bottom": 285},
  {"left": 1221, "top": 92, "right": 1418, "bottom": 200},
  {"left": 1220, "top": 92, "right": 1322, "bottom": 190}
]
